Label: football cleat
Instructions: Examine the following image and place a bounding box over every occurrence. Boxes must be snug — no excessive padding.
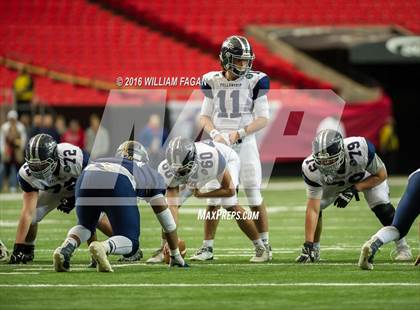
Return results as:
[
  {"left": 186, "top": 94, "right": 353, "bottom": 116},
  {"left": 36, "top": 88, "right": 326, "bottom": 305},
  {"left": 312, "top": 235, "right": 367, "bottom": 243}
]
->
[
  {"left": 0, "top": 240, "right": 10, "bottom": 262},
  {"left": 264, "top": 244, "right": 273, "bottom": 261},
  {"left": 393, "top": 245, "right": 413, "bottom": 261},
  {"left": 87, "top": 256, "right": 97, "bottom": 268},
  {"left": 89, "top": 241, "right": 113, "bottom": 272},
  {"left": 250, "top": 246, "right": 270, "bottom": 263},
  {"left": 314, "top": 248, "right": 321, "bottom": 262},
  {"left": 146, "top": 248, "right": 164, "bottom": 264},
  {"left": 53, "top": 243, "right": 75, "bottom": 272},
  {"left": 169, "top": 256, "right": 189, "bottom": 268},
  {"left": 190, "top": 246, "right": 213, "bottom": 261},
  {"left": 118, "top": 248, "right": 143, "bottom": 262},
  {"left": 359, "top": 237, "right": 383, "bottom": 270}
]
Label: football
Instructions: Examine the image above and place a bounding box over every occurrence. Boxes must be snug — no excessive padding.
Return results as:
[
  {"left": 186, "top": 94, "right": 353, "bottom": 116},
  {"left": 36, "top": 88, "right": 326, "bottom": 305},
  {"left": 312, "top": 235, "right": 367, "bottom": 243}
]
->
[{"left": 163, "top": 239, "right": 187, "bottom": 264}]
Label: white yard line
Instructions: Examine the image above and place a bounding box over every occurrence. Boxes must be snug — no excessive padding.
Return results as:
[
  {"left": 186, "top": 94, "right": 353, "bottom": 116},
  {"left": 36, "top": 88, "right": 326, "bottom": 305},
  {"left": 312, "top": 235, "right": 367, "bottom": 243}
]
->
[
  {"left": 5, "top": 262, "right": 414, "bottom": 271},
  {"left": 0, "top": 272, "right": 40, "bottom": 275},
  {"left": 0, "top": 282, "right": 418, "bottom": 288}
]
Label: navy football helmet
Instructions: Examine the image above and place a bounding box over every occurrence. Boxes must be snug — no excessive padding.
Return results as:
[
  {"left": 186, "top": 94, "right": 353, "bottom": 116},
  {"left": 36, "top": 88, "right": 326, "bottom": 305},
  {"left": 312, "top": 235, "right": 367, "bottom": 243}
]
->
[
  {"left": 166, "top": 137, "right": 197, "bottom": 178},
  {"left": 312, "top": 129, "right": 345, "bottom": 175},
  {"left": 25, "top": 134, "right": 58, "bottom": 179},
  {"left": 219, "top": 35, "right": 255, "bottom": 77}
]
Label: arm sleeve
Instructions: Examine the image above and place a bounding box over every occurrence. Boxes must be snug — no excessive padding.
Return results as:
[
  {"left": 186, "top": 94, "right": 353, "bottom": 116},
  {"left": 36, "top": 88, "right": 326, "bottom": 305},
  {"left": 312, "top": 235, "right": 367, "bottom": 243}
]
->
[
  {"left": 302, "top": 170, "right": 323, "bottom": 199},
  {"left": 253, "top": 95, "right": 269, "bottom": 119},
  {"left": 17, "top": 172, "right": 38, "bottom": 192},
  {"left": 366, "top": 154, "right": 386, "bottom": 175}
]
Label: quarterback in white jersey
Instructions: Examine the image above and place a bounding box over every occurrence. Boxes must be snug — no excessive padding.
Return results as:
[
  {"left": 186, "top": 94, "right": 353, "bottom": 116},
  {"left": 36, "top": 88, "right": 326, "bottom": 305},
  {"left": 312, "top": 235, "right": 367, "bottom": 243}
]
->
[
  {"left": 296, "top": 130, "right": 412, "bottom": 263},
  {"left": 146, "top": 137, "right": 269, "bottom": 263},
  {"left": 198, "top": 35, "right": 271, "bottom": 261},
  {"left": 9, "top": 134, "right": 112, "bottom": 264}
]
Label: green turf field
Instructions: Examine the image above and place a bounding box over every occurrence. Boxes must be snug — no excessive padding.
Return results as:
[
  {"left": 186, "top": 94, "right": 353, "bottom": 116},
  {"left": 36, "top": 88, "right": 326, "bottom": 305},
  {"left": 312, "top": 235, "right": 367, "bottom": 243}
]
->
[{"left": 1, "top": 178, "right": 419, "bottom": 310}]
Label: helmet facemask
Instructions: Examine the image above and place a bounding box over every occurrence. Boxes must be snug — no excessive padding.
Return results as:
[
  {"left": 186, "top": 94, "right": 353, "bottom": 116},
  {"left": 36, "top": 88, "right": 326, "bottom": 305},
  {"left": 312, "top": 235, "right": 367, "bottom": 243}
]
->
[
  {"left": 170, "top": 159, "right": 198, "bottom": 179},
  {"left": 27, "top": 157, "right": 58, "bottom": 180},
  {"left": 312, "top": 130, "right": 345, "bottom": 176},
  {"left": 313, "top": 148, "right": 345, "bottom": 175},
  {"left": 222, "top": 53, "right": 255, "bottom": 77}
]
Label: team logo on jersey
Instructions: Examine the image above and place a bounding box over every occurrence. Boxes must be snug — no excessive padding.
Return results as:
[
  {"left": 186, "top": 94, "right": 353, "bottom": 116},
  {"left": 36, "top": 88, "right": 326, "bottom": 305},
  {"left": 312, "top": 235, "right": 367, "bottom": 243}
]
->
[
  {"left": 246, "top": 73, "right": 253, "bottom": 79},
  {"left": 64, "top": 166, "right": 71, "bottom": 173}
]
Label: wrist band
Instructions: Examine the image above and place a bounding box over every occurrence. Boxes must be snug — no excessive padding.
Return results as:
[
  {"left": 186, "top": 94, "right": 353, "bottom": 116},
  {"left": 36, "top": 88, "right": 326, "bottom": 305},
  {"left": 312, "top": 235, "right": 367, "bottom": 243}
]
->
[
  {"left": 238, "top": 128, "right": 247, "bottom": 139},
  {"left": 210, "top": 129, "right": 220, "bottom": 139}
]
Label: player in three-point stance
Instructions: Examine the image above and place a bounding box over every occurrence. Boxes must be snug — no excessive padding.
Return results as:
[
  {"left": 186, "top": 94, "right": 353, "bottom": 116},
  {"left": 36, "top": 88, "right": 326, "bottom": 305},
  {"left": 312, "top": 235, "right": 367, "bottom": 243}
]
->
[
  {"left": 9, "top": 133, "right": 112, "bottom": 264},
  {"left": 53, "top": 141, "right": 187, "bottom": 272},
  {"left": 297, "top": 129, "right": 412, "bottom": 263},
  {"left": 147, "top": 137, "right": 270, "bottom": 263}
]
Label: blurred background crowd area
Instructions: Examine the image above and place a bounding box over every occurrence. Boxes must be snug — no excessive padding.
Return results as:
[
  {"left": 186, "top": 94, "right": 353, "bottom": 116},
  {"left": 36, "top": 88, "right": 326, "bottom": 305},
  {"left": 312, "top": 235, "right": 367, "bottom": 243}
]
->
[{"left": 1, "top": 0, "right": 420, "bottom": 192}]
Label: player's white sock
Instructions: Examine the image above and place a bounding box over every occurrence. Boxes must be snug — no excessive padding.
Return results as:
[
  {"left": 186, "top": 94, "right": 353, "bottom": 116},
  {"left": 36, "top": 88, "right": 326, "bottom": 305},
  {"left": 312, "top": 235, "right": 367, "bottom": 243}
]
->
[
  {"left": 61, "top": 237, "right": 78, "bottom": 249},
  {"left": 259, "top": 232, "right": 269, "bottom": 245},
  {"left": 252, "top": 239, "right": 265, "bottom": 248},
  {"left": 374, "top": 226, "right": 400, "bottom": 244},
  {"left": 395, "top": 237, "right": 408, "bottom": 248},
  {"left": 203, "top": 239, "right": 214, "bottom": 248},
  {"left": 170, "top": 248, "right": 185, "bottom": 265},
  {"left": 67, "top": 225, "right": 92, "bottom": 245},
  {"left": 103, "top": 236, "right": 132, "bottom": 255}
]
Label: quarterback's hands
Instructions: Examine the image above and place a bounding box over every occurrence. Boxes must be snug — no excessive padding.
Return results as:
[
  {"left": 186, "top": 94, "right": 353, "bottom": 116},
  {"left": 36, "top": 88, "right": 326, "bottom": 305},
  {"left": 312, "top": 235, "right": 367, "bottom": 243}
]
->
[
  {"left": 228, "top": 131, "right": 240, "bottom": 144},
  {"left": 334, "top": 185, "right": 360, "bottom": 208},
  {"left": 57, "top": 196, "right": 76, "bottom": 214},
  {"left": 8, "top": 244, "right": 34, "bottom": 264},
  {"left": 214, "top": 134, "right": 229, "bottom": 145},
  {"left": 296, "top": 242, "right": 316, "bottom": 263}
]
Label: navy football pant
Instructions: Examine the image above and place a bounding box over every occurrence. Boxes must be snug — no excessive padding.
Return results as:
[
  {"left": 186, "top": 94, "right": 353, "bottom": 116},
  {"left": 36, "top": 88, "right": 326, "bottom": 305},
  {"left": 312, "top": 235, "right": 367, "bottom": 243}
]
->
[
  {"left": 75, "top": 170, "right": 140, "bottom": 255},
  {"left": 392, "top": 170, "right": 420, "bottom": 238}
]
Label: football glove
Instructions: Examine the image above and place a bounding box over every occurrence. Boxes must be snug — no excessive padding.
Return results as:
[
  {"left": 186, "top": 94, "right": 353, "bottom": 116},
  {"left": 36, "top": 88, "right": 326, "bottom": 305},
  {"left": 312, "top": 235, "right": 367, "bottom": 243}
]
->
[
  {"left": 334, "top": 185, "right": 360, "bottom": 208},
  {"left": 295, "top": 242, "right": 316, "bottom": 263},
  {"left": 57, "top": 196, "right": 76, "bottom": 214},
  {"left": 9, "top": 243, "right": 34, "bottom": 264}
]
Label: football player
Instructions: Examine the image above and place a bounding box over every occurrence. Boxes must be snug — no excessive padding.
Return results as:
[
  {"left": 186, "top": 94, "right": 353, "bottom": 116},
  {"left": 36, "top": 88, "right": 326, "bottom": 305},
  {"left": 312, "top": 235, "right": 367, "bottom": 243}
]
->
[
  {"left": 53, "top": 141, "right": 187, "bottom": 272},
  {"left": 359, "top": 168, "right": 420, "bottom": 270},
  {"left": 9, "top": 133, "right": 112, "bottom": 264},
  {"left": 196, "top": 35, "right": 271, "bottom": 260},
  {"left": 296, "top": 129, "right": 412, "bottom": 263},
  {"left": 147, "top": 137, "right": 269, "bottom": 263}
]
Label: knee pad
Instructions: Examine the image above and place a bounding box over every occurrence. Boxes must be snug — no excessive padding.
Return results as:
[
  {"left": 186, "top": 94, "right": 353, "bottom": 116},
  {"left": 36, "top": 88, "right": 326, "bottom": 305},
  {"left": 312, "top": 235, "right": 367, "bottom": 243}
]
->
[
  {"left": 244, "top": 188, "right": 263, "bottom": 206},
  {"left": 156, "top": 208, "right": 177, "bottom": 233},
  {"left": 67, "top": 225, "right": 92, "bottom": 244},
  {"left": 371, "top": 203, "right": 395, "bottom": 226}
]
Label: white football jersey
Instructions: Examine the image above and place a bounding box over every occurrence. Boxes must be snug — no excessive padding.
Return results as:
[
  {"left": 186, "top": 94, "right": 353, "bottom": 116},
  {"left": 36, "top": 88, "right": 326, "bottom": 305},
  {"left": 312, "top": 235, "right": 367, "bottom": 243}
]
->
[
  {"left": 18, "top": 143, "right": 87, "bottom": 194},
  {"left": 158, "top": 140, "right": 237, "bottom": 189},
  {"left": 302, "top": 136, "right": 381, "bottom": 199},
  {"left": 200, "top": 70, "right": 270, "bottom": 132}
]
